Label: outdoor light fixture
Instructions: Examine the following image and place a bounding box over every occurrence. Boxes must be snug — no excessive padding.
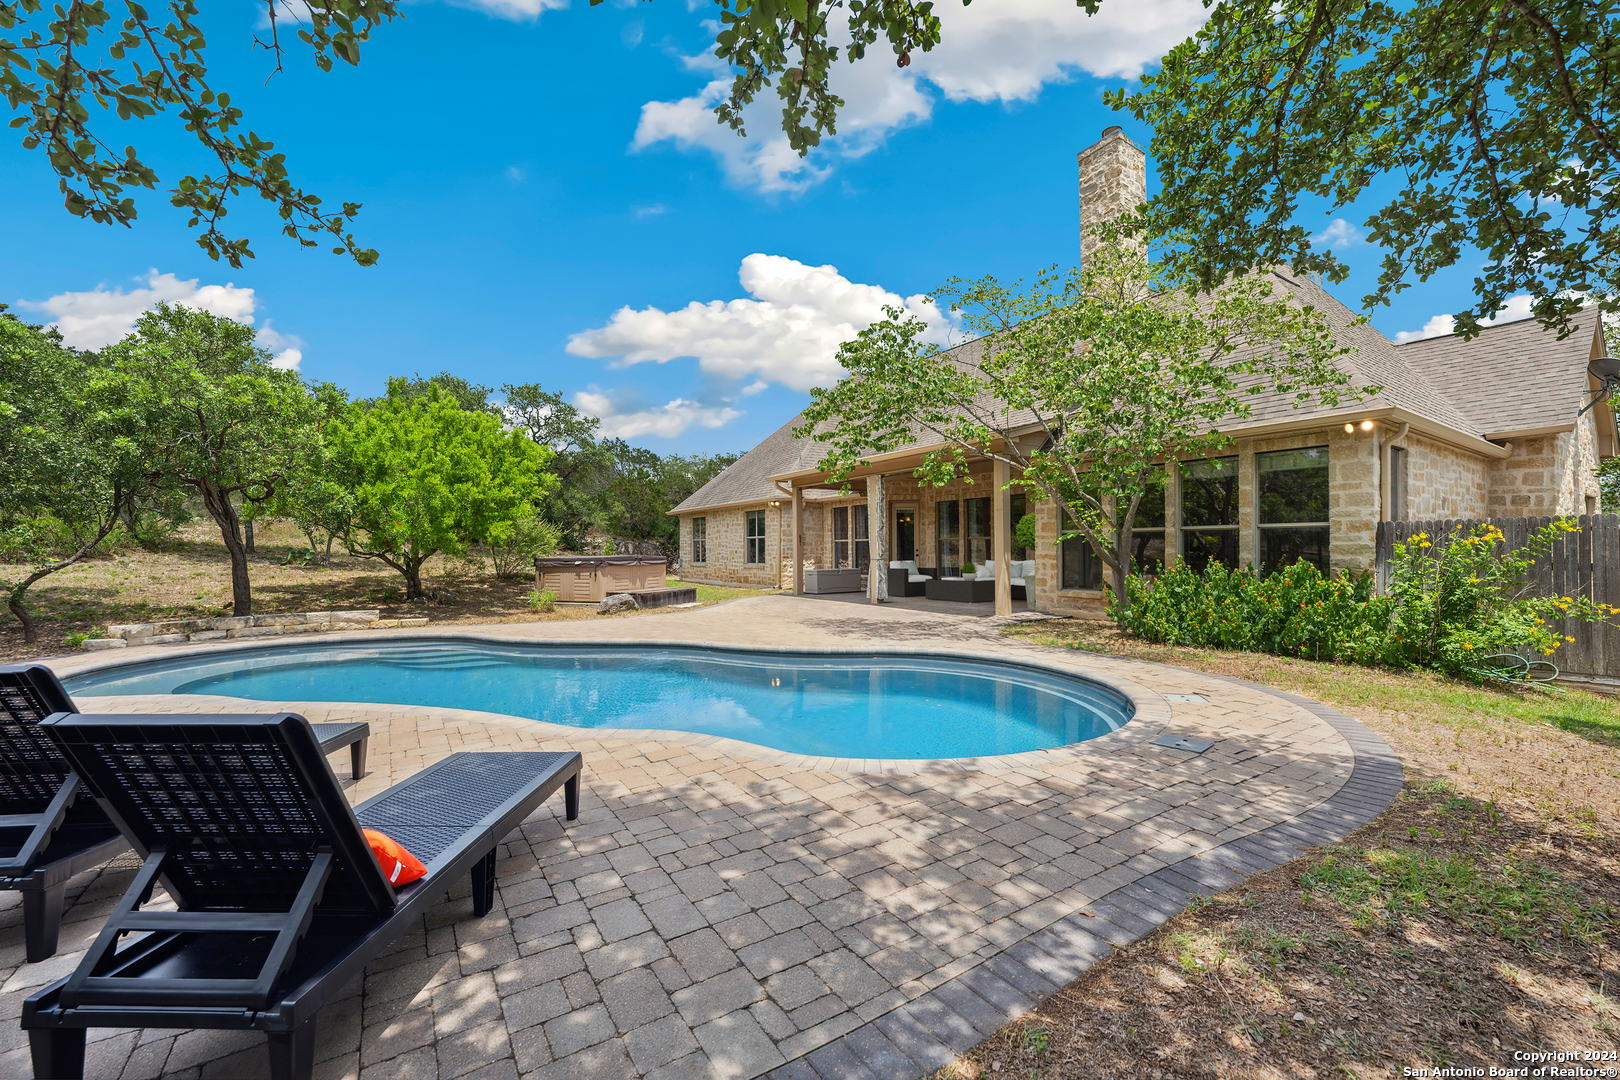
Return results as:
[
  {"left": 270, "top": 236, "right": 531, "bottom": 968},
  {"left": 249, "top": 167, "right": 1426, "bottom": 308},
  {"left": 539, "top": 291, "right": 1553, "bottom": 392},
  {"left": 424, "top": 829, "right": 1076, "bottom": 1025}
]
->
[
  {"left": 1344, "top": 422, "right": 1354, "bottom": 433},
  {"left": 1360, "top": 420, "right": 1374, "bottom": 431}
]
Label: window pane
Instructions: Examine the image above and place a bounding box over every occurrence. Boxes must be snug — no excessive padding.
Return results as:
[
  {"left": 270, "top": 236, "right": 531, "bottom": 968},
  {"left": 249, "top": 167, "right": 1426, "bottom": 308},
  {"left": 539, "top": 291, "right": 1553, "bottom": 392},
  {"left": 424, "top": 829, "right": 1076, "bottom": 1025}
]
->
[
  {"left": 936, "top": 500, "right": 961, "bottom": 574},
  {"left": 1258, "top": 447, "right": 1329, "bottom": 524},
  {"left": 1010, "top": 494, "right": 1027, "bottom": 560},
  {"left": 1130, "top": 530, "right": 1165, "bottom": 575},
  {"left": 1134, "top": 491, "right": 1167, "bottom": 530},
  {"left": 692, "top": 518, "right": 706, "bottom": 563},
  {"left": 853, "top": 504, "right": 869, "bottom": 568},
  {"left": 1260, "top": 526, "right": 1329, "bottom": 574},
  {"left": 746, "top": 510, "right": 766, "bottom": 564},
  {"left": 832, "top": 507, "right": 849, "bottom": 568},
  {"left": 1390, "top": 446, "right": 1407, "bottom": 522},
  {"left": 1181, "top": 456, "right": 1238, "bottom": 527},
  {"left": 1184, "top": 529, "right": 1237, "bottom": 573},
  {"left": 1060, "top": 512, "right": 1103, "bottom": 590},
  {"left": 965, "top": 497, "right": 991, "bottom": 566}
]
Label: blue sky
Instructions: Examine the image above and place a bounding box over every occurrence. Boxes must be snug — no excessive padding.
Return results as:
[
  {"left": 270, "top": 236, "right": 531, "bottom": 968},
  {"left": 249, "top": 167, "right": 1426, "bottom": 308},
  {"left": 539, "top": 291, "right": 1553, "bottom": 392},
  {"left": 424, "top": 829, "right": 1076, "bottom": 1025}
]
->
[{"left": 0, "top": 0, "right": 1512, "bottom": 455}]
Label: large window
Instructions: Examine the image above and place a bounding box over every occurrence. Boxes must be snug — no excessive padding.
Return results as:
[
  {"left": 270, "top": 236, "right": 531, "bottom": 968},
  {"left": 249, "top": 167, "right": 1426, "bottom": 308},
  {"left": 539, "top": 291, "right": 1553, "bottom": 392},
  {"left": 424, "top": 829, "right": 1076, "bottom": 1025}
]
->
[
  {"left": 1060, "top": 510, "right": 1103, "bottom": 590},
  {"left": 1258, "top": 447, "right": 1329, "bottom": 573},
  {"left": 936, "top": 500, "right": 962, "bottom": 575},
  {"left": 834, "top": 505, "right": 872, "bottom": 568},
  {"left": 691, "top": 517, "right": 707, "bottom": 564},
  {"left": 1181, "top": 456, "right": 1239, "bottom": 572},
  {"left": 1010, "top": 493, "right": 1028, "bottom": 560},
  {"left": 965, "top": 497, "right": 991, "bottom": 567},
  {"left": 746, "top": 509, "right": 767, "bottom": 565}
]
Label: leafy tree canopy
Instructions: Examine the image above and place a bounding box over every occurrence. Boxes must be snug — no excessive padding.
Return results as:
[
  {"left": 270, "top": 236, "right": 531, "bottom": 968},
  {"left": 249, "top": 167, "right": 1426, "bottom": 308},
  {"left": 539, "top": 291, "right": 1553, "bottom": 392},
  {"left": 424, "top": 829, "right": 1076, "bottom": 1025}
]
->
[
  {"left": 385, "top": 371, "right": 503, "bottom": 415},
  {"left": 798, "top": 241, "right": 1357, "bottom": 605},
  {"left": 1110, "top": 0, "right": 1620, "bottom": 337},
  {"left": 101, "top": 303, "right": 325, "bottom": 615},
  {"left": 2, "top": 1, "right": 386, "bottom": 267},
  {"left": 330, "top": 380, "right": 554, "bottom": 598}
]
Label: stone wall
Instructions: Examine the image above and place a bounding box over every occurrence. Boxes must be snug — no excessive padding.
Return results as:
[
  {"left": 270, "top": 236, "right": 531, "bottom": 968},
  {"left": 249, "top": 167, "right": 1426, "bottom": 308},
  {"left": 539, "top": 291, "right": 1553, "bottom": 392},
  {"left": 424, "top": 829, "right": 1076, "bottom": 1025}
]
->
[
  {"left": 1393, "top": 429, "right": 1490, "bottom": 521},
  {"left": 1485, "top": 422, "right": 1602, "bottom": 517},
  {"left": 87, "top": 609, "right": 392, "bottom": 650}
]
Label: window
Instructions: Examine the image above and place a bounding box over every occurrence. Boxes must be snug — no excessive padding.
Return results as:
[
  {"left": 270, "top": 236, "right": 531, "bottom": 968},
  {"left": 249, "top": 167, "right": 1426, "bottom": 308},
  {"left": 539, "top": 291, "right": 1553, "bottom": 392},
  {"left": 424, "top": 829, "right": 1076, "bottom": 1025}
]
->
[
  {"left": 936, "top": 500, "right": 962, "bottom": 575},
  {"left": 1060, "top": 510, "right": 1103, "bottom": 590},
  {"left": 1010, "top": 493, "right": 1028, "bottom": 560},
  {"left": 1258, "top": 447, "right": 1329, "bottom": 573},
  {"left": 834, "top": 505, "right": 871, "bottom": 568},
  {"left": 1129, "top": 487, "right": 1167, "bottom": 576},
  {"left": 746, "top": 509, "right": 767, "bottom": 565},
  {"left": 691, "top": 517, "right": 707, "bottom": 564},
  {"left": 1389, "top": 446, "right": 1408, "bottom": 522},
  {"left": 965, "top": 497, "right": 991, "bottom": 567},
  {"left": 894, "top": 508, "right": 916, "bottom": 561},
  {"left": 1181, "top": 456, "right": 1239, "bottom": 572},
  {"left": 853, "top": 504, "right": 870, "bottom": 569},
  {"left": 832, "top": 506, "right": 851, "bottom": 568}
]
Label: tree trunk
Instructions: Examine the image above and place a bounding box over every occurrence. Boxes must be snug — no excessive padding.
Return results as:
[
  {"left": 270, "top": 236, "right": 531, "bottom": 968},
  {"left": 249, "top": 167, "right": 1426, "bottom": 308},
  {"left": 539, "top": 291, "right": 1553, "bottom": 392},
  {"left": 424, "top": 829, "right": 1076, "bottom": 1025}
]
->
[
  {"left": 7, "top": 583, "right": 38, "bottom": 644},
  {"left": 404, "top": 562, "right": 425, "bottom": 600},
  {"left": 200, "top": 482, "right": 253, "bottom": 616},
  {"left": 245, "top": 519, "right": 255, "bottom": 554}
]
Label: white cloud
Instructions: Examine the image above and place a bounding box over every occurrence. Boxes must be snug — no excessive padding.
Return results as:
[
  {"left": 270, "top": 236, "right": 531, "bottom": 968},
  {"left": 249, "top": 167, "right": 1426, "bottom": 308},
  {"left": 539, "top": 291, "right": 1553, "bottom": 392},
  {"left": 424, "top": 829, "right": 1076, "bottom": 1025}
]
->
[
  {"left": 444, "top": 0, "right": 568, "bottom": 19},
  {"left": 634, "top": 203, "right": 670, "bottom": 218},
  {"left": 574, "top": 392, "right": 743, "bottom": 438},
  {"left": 258, "top": 321, "right": 305, "bottom": 371},
  {"left": 1394, "top": 293, "right": 1535, "bottom": 343},
  {"left": 1314, "top": 219, "right": 1364, "bottom": 249},
  {"left": 621, "top": 19, "right": 644, "bottom": 48},
  {"left": 19, "top": 269, "right": 259, "bottom": 349},
  {"left": 566, "top": 252, "right": 956, "bottom": 393},
  {"left": 634, "top": 0, "right": 1208, "bottom": 193},
  {"left": 506, "top": 165, "right": 527, "bottom": 183}
]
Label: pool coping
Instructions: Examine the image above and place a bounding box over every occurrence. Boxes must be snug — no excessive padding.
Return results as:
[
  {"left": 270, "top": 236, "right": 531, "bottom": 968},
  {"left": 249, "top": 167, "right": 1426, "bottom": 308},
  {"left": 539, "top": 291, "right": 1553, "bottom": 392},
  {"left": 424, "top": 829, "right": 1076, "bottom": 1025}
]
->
[
  {"left": 760, "top": 667, "right": 1404, "bottom": 1079},
  {"left": 51, "top": 632, "right": 1178, "bottom": 775}
]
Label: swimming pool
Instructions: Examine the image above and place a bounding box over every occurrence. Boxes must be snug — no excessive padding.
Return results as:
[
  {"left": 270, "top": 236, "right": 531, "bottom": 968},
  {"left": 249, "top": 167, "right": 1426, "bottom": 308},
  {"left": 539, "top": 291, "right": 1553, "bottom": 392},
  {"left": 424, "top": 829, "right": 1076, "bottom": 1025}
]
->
[{"left": 65, "top": 641, "right": 1135, "bottom": 760}]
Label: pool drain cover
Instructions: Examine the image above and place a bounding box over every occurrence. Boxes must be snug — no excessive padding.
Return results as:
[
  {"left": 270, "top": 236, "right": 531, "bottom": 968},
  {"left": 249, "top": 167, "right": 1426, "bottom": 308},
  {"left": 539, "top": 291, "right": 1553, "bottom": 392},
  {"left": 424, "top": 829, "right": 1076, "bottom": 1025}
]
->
[
  {"left": 1152, "top": 733, "right": 1214, "bottom": 753},
  {"left": 1164, "top": 694, "right": 1208, "bottom": 703}
]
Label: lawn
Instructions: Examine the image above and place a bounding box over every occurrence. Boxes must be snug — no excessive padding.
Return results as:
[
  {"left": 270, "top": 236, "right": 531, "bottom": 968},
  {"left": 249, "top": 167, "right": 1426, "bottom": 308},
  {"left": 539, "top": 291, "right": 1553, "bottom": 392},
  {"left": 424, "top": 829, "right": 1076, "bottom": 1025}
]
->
[
  {"left": 0, "top": 518, "right": 772, "bottom": 663},
  {"left": 923, "top": 620, "right": 1620, "bottom": 1078}
]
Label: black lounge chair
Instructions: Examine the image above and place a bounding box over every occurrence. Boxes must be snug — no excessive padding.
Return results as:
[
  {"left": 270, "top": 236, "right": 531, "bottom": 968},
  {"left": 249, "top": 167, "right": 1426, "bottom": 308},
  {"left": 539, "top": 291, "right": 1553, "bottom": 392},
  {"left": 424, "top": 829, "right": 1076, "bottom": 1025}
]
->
[
  {"left": 0, "top": 664, "right": 371, "bottom": 963},
  {"left": 22, "top": 712, "right": 581, "bottom": 1080}
]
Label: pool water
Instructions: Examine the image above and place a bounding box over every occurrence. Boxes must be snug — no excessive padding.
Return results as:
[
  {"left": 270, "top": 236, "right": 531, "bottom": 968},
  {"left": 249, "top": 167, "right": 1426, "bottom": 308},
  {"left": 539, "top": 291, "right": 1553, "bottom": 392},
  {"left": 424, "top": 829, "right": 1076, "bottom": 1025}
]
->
[{"left": 66, "top": 642, "right": 1134, "bottom": 760}]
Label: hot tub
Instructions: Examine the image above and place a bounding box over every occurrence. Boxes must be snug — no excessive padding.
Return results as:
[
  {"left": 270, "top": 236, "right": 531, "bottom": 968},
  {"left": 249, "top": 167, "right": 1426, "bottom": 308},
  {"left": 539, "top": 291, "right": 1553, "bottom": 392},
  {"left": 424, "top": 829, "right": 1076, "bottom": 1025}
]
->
[{"left": 533, "top": 555, "right": 667, "bottom": 602}]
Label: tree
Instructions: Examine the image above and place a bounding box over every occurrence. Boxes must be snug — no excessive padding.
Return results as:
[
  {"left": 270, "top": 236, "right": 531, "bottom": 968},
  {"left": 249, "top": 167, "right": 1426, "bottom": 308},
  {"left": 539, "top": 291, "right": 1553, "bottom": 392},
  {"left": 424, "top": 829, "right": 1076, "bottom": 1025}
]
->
[
  {"left": 329, "top": 381, "right": 554, "bottom": 598},
  {"left": 1110, "top": 0, "right": 1620, "bottom": 337},
  {"left": 103, "top": 303, "right": 324, "bottom": 616},
  {"left": 798, "top": 242, "right": 1356, "bottom": 608},
  {"left": 0, "top": 309, "right": 156, "bottom": 641},
  {"left": 388, "top": 372, "right": 502, "bottom": 416}
]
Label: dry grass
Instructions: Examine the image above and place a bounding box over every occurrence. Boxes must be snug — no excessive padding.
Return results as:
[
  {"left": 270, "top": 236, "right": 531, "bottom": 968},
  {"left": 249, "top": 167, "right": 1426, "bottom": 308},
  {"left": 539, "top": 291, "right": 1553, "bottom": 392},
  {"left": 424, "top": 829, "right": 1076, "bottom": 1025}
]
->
[
  {"left": 925, "top": 620, "right": 1620, "bottom": 1078},
  {"left": 0, "top": 518, "right": 768, "bottom": 663}
]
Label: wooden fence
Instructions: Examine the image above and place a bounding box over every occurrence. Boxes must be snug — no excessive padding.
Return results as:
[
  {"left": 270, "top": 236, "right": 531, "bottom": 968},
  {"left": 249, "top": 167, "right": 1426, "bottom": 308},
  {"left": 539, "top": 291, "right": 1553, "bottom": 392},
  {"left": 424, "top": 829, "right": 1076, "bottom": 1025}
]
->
[{"left": 1374, "top": 514, "right": 1620, "bottom": 685}]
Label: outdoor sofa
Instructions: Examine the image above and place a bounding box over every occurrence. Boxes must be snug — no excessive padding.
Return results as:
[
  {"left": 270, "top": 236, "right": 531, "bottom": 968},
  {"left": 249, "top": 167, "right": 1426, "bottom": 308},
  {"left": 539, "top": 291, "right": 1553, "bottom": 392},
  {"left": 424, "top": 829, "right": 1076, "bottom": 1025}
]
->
[
  {"left": 920, "top": 560, "right": 1036, "bottom": 603},
  {"left": 22, "top": 712, "right": 582, "bottom": 1080},
  {"left": 887, "top": 560, "right": 933, "bottom": 597},
  {"left": 0, "top": 664, "right": 372, "bottom": 963}
]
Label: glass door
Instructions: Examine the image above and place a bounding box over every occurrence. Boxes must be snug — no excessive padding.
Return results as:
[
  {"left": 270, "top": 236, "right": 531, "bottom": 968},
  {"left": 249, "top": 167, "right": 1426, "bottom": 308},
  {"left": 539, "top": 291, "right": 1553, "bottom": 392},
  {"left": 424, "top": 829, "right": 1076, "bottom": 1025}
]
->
[
  {"left": 936, "top": 500, "right": 961, "bottom": 576},
  {"left": 894, "top": 508, "right": 916, "bottom": 561}
]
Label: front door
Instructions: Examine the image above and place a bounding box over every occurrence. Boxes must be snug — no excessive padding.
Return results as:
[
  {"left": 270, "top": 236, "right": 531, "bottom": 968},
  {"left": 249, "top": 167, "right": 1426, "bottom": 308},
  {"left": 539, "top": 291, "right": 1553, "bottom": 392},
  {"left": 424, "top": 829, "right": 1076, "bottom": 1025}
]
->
[{"left": 894, "top": 508, "right": 916, "bottom": 562}]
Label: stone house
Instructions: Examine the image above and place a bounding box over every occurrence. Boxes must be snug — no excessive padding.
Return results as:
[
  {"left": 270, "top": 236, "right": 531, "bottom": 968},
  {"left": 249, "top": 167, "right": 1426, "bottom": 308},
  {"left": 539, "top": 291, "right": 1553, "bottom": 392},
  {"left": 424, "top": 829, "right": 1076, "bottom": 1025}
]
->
[{"left": 670, "top": 129, "right": 1616, "bottom": 617}]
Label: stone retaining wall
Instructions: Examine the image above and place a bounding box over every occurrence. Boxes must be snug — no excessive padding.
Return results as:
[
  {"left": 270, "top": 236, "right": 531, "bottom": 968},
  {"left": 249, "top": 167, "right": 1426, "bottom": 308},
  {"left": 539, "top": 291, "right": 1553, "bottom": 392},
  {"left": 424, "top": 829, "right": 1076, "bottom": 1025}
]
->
[{"left": 82, "top": 609, "right": 421, "bottom": 650}]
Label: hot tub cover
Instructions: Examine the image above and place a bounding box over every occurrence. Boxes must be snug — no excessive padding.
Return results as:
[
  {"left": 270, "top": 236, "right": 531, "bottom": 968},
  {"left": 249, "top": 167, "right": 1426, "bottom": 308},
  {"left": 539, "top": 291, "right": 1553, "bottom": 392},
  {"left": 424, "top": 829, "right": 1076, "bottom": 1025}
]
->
[{"left": 534, "top": 555, "right": 668, "bottom": 568}]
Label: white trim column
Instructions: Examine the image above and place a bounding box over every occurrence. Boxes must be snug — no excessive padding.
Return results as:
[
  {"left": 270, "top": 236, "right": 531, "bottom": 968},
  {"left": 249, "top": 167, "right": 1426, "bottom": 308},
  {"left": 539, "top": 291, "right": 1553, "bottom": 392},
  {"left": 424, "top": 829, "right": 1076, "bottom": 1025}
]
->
[
  {"left": 791, "top": 486, "right": 804, "bottom": 595},
  {"left": 869, "top": 474, "right": 889, "bottom": 603},
  {"left": 993, "top": 458, "right": 1012, "bottom": 616}
]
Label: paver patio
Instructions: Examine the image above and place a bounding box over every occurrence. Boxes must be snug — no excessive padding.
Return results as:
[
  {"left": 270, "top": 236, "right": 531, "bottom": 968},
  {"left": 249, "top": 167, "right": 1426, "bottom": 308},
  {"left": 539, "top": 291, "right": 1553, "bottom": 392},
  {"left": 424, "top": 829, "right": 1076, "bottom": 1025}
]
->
[{"left": 0, "top": 595, "right": 1400, "bottom": 1079}]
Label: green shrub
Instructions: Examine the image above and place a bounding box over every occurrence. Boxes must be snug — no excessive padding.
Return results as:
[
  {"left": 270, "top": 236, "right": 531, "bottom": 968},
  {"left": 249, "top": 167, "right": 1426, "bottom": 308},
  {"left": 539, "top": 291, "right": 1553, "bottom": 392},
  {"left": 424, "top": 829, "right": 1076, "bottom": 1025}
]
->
[
  {"left": 1014, "top": 514, "right": 1037, "bottom": 552},
  {"left": 961, "top": 561, "right": 976, "bottom": 576},
  {"left": 528, "top": 588, "right": 558, "bottom": 612},
  {"left": 1114, "top": 518, "right": 1617, "bottom": 678},
  {"left": 488, "top": 515, "right": 560, "bottom": 580}
]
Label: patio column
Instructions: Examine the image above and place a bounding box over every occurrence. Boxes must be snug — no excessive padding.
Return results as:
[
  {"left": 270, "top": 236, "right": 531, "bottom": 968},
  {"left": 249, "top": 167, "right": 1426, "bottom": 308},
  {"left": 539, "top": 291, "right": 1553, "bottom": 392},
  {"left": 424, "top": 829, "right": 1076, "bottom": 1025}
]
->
[
  {"left": 993, "top": 458, "right": 1012, "bottom": 616},
  {"left": 869, "top": 474, "right": 889, "bottom": 603},
  {"left": 791, "top": 485, "right": 804, "bottom": 595}
]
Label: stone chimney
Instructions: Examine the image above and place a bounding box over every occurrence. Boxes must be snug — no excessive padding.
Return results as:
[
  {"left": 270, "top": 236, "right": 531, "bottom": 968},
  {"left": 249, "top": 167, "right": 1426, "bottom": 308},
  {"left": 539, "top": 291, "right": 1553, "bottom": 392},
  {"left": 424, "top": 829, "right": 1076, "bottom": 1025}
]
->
[{"left": 1077, "top": 126, "right": 1146, "bottom": 268}]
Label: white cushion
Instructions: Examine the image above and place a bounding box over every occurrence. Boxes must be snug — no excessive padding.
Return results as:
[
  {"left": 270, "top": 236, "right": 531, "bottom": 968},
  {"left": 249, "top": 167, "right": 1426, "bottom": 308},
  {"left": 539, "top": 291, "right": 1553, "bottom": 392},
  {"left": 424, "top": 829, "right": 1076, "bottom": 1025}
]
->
[
  {"left": 908, "top": 574, "right": 929, "bottom": 582},
  {"left": 890, "top": 559, "right": 919, "bottom": 573}
]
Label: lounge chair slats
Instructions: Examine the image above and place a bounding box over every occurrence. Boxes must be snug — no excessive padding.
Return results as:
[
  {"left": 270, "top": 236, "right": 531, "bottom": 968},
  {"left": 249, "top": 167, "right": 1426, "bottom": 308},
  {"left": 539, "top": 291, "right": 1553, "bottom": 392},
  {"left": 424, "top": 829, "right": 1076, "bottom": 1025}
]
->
[
  {"left": 0, "top": 666, "right": 128, "bottom": 962},
  {"left": 23, "top": 712, "right": 582, "bottom": 1080}
]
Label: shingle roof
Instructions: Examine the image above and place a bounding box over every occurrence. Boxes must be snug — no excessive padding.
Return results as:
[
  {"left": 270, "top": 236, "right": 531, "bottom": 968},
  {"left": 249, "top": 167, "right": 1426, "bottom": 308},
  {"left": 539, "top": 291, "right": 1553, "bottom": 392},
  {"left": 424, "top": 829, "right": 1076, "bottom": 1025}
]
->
[
  {"left": 671, "top": 277, "right": 1605, "bottom": 514},
  {"left": 1394, "top": 306, "right": 1601, "bottom": 436}
]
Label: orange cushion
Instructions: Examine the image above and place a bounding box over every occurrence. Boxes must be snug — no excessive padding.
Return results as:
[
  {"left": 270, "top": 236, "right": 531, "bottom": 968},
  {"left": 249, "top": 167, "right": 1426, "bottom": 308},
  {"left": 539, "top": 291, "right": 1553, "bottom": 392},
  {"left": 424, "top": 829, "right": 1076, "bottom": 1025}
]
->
[{"left": 364, "top": 828, "right": 426, "bottom": 887}]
